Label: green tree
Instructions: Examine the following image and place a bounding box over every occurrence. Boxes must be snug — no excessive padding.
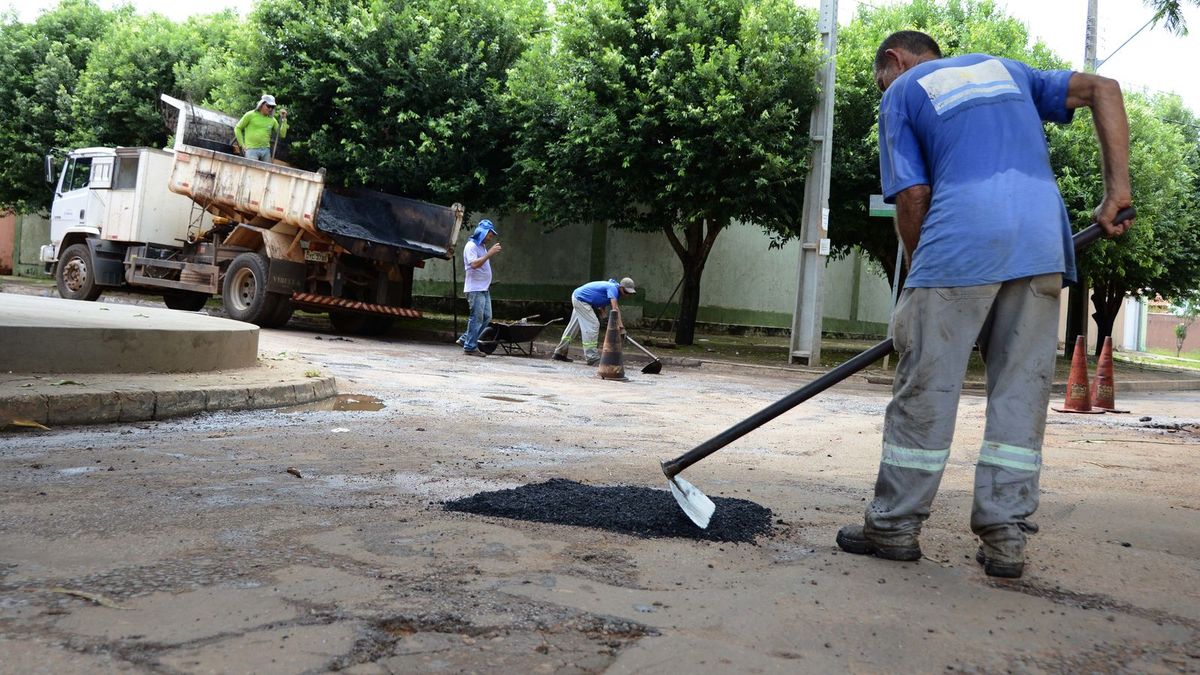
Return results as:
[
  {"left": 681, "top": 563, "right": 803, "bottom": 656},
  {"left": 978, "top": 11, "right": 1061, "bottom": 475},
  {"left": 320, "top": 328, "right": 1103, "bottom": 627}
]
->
[
  {"left": 1145, "top": 0, "right": 1200, "bottom": 35},
  {"left": 828, "top": 0, "right": 1066, "bottom": 284},
  {"left": 1047, "top": 93, "right": 1200, "bottom": 354},
  {"left": 505, "top": 0, "right": 821, "bottom": 345},
  {"left": 0, "top": 0, "right": 115, "bottom": 212},
  {"left": 71, "top": 11, "right": 241, "bottom": 149},
  {"left": 223, "top": 0, "right": 545, "bottom": 210}
]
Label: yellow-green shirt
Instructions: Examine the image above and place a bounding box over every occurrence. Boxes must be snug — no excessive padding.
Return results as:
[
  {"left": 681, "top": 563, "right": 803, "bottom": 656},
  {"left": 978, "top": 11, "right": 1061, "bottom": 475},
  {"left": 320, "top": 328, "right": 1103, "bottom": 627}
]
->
[{"left": 235, "top": 110, "right": 288, "bottom": 149}]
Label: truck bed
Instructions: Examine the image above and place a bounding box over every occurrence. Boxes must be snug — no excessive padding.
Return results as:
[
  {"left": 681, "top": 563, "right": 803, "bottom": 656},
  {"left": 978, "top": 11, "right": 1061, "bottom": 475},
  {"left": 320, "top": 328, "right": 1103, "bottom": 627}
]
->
[{"left": 163, "top": 95, "right": 461, "bottom": 263}]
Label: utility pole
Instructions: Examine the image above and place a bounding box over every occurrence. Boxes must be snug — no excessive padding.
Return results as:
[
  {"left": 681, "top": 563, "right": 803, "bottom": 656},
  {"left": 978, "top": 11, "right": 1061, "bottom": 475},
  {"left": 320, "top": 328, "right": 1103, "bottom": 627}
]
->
[
  {"left": 1065, "top": 0, "right": 1100, "bottom": 361},
  {"left": 789, "top": 0, "right": 838, "bottom": 366}
]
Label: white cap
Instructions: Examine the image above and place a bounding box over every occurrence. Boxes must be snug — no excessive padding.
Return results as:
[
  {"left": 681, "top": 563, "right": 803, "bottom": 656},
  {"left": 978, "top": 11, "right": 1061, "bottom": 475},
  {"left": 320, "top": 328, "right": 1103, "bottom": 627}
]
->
[
  {"left": 258, "top": 94, "right": 277, "bottom": 107},
  {"left": 619, "top": 277, "right": 636, "bottom": 294}
]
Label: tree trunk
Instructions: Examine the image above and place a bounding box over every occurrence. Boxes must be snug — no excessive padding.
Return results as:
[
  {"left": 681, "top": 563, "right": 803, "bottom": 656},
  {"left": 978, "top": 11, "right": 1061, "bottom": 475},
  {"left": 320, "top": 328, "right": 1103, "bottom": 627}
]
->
[
  {"left": 675, "top": 263, "right": 703, "bottom": 346},
  {"left": 662, "top": 218, "right": 724, "bottom": 346},
  {"left": 1090, "top": 281, "right": 1126, "bottom": 358}
]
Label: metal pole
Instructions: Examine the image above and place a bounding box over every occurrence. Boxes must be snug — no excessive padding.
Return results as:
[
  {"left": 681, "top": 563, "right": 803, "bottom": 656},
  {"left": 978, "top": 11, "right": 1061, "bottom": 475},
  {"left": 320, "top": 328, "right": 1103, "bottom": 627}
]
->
[{"left": 788, "top": 0, "right": 838, "bottom": 366}]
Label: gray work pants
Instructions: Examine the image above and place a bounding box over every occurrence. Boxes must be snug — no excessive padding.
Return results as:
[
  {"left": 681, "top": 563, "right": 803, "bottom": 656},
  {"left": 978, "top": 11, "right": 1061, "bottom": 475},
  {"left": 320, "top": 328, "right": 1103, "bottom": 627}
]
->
[
  {"left": 864, "top": 274, "right": 1062, "bottom": 545},
  {"left": 554, "top": 295, "right": 601, "bottom": 362}
]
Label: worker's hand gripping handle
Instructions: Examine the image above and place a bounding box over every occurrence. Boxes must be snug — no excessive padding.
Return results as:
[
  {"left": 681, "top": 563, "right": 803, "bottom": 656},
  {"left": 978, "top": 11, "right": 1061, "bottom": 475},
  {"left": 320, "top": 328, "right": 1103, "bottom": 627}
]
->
[{"left": 661, "top": 206, "right": 1136, "bottom": 480}]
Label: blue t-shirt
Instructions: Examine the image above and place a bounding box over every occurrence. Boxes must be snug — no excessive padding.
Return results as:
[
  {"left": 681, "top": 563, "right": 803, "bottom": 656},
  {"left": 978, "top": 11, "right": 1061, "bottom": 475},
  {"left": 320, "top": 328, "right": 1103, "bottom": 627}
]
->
[
  {"left": 574, "top": 280, "right": 620, "bottom": 307},
  {"left": 878, "top": 54, "right": 1077, "bottom": 287}
]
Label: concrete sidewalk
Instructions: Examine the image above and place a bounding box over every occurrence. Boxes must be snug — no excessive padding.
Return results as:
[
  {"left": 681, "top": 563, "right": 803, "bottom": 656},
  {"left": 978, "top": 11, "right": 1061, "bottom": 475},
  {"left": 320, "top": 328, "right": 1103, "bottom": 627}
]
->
[{"left": 1, "top": 291, "right": 337, "bottom": 427}]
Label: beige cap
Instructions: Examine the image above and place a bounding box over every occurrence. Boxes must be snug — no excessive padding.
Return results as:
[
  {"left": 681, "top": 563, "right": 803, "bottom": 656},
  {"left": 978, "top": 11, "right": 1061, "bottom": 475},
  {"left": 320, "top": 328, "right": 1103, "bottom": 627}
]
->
[{"left": 619, "top": 277, "right": 636, "bottom": 294}]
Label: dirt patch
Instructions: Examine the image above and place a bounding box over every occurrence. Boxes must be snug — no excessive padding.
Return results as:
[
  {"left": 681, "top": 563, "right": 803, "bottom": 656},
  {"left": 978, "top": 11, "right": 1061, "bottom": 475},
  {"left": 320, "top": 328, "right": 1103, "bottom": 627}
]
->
[
  {"left": 989, "top": 579, "right": 1200, "bottom": 630},
  {"left": 443, "top": 479, "right": 773, "bottom": 543},
  {"left": 330, "top": 611, "right": 654, "bottom": 672}
]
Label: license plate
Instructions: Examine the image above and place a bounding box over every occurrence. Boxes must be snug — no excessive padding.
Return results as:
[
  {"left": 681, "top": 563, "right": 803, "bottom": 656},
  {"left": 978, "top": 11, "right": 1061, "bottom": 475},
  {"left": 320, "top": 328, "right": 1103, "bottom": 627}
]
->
[{"left": 304, "top": 250, "right": 330, "bottom": 263}]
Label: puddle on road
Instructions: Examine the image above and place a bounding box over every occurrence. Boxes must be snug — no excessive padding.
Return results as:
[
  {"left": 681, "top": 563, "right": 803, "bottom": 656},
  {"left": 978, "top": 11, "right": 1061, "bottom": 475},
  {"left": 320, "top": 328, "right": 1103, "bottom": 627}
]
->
[
  {"left": 444, "top": 478, "right": 774, "bottom": 543},
  {"left": 283, "top": 394, "right": 386, "bottom": 413},
  {"left": 482, "top": 395, "right": 528, "bottom": 403}
]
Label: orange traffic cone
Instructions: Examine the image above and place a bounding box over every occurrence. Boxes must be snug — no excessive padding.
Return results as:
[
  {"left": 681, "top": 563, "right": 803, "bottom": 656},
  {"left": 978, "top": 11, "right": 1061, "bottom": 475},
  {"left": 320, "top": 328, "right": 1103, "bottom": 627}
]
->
[
  {"left": 597, "top": 310, "right": 628, "bottom": 381},
  {"left": 1053, "top": 336, "right": 1104, "bottom": 414},
  {"left": 1090, "top": 336, "right": 1129, "bottom": 413}
]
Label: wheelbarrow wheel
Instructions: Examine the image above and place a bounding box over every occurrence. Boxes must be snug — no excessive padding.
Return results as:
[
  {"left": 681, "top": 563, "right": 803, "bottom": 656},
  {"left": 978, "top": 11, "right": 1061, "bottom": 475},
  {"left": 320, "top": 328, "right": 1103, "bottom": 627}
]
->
[{"left": 478, "top": 326, "right": 499, "bottom": 355}]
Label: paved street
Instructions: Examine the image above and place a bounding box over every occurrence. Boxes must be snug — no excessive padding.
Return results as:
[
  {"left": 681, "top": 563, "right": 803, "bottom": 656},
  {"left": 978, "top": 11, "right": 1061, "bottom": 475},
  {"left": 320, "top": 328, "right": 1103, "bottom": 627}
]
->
[{"left": 2, "top": 328, "right": 1198, "bottom": 673}]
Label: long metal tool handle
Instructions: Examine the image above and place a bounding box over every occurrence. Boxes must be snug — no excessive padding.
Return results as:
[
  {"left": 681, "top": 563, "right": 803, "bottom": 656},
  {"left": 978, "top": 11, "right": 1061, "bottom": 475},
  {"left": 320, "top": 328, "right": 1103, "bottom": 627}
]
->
[
  {"left": 661, "top": 208, "right": 1134, "bottom": 480},
  {"left": 625, "top": 334, "right": 659, "bottom": 360}
]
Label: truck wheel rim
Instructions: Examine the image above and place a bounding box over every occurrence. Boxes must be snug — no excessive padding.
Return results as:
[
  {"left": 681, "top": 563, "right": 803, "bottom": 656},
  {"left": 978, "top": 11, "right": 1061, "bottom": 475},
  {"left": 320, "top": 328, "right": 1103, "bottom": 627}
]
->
[
  {"left": 230, "top": 267, "right": 258, "bottom": 312},
  {"left": 63, "top": 257, "right": 88, "bottom": 293}
]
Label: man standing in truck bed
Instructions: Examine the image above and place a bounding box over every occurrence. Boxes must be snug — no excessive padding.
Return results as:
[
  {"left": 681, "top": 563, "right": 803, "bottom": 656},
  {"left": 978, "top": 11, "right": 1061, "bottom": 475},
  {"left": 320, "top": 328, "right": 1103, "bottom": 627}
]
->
[{"left": 235, "top": 94, "right": 288, "bottom": 162}]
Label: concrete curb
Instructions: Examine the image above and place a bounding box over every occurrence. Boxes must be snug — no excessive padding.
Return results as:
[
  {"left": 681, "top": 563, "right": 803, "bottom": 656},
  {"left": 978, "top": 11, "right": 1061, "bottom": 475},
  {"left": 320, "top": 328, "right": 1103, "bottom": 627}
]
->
[{"left": 1, "top": 376, "right": 338, "bottom": 427}]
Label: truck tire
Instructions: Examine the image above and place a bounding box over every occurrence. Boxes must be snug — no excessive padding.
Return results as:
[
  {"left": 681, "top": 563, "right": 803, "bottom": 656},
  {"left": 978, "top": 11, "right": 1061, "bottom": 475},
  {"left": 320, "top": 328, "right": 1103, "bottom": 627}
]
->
[
  {"left": 163, "top": 291, "right": 210, "bottom": 312},
  {"left": 55, "top": 243, "right": 102, "bottom": 302},
  {"left": 222, "top": 252, "right": 281, "bottom": 326},
  {"left": 261, "top": 296, "right": 295, "bottom": 328},
  {"left": 329, "top": 312, "right": 393, "bottom": 336}
]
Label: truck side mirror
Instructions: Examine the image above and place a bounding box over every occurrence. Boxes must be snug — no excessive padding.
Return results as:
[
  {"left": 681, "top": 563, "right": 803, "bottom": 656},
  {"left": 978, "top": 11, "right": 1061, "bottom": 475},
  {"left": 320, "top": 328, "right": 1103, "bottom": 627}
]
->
[{"left": 44, "top": 154, "right": 55, "bottom": 185}]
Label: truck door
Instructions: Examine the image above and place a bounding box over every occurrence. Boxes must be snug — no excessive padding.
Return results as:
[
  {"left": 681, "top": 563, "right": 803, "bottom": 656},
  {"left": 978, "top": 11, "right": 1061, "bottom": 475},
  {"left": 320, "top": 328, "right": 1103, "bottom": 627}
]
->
[{"left": 49, "top": 155, "right": 96, "bottom": 249}]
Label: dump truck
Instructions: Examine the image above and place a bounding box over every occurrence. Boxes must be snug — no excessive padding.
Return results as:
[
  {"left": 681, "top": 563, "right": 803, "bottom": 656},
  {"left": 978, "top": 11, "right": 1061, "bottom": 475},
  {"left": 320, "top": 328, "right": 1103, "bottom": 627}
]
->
[{"left": 39, "top": 94, "right": 463, "bottom": 334}]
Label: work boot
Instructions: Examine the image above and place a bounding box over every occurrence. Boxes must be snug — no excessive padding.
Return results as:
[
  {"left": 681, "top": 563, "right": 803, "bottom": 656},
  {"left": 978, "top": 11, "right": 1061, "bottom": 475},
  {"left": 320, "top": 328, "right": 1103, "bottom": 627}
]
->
[
  {"left": 835, "top": 524, "right": 922, "bottom": 562},
  {"left": 975, "top": 526, "right": 1025, "bottom": 579},
  {"left": 586, "top": 357, "right": 600, "bottom": 366},
  {"left": 552, "top": 352, "right": 573, "bottom": 362},
  {"left": 463, "top": 349, "right": 487, "bottom": 358}
]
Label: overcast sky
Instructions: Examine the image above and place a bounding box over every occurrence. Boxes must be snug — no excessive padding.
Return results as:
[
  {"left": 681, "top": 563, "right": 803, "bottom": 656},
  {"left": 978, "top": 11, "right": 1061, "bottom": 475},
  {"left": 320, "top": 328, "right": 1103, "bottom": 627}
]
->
[{"left": 9, "top": 0, "right": 1199, "bottom": 113}]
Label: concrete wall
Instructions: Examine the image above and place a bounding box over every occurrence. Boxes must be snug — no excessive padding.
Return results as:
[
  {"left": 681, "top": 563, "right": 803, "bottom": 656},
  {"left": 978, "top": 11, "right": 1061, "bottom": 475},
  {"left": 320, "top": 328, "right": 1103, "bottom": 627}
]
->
[
  {"left": 1146, "top": 313, "right": 1200, "bottom": 354},
  {"left": 413, "top": 215, "right": 894, "bottom": 335}
]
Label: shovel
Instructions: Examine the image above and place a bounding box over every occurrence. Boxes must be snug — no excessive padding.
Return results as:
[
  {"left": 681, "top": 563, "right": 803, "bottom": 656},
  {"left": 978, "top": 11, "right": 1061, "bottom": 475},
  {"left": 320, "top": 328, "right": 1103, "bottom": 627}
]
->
[
  {"left": 625, "top": 334, "right": 663, "bottom": 374},
  {"left": 661, "top": 209, "right": 1135, "bottom": 529}
]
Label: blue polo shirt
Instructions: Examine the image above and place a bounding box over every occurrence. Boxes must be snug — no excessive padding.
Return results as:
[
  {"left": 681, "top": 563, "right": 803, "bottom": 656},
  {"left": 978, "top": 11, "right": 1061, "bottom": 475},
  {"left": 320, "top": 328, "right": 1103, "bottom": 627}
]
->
[
  {"left": 573, "top": 280, "right": 620, "bottom": 307},
  {"left": 878, "top": 54, "right": 1078, "bottom": 287}
]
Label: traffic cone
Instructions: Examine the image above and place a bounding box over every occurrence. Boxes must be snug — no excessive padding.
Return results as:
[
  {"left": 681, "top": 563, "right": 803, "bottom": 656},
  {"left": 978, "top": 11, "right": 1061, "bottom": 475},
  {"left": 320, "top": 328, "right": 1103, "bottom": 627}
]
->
[
  {"left": 597, "top": 310, "right": 628, "bottom": 381},
  {"left": 1053, "top": 336, "right": 1104, "bottom": 414},
  {"left": 1090, "top": 336, "right": 1129, "bottom": 413}
]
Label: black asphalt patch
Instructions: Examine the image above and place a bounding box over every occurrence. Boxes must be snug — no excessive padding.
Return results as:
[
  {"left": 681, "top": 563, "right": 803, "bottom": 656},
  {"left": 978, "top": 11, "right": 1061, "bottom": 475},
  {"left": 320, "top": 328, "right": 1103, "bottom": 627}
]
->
[{"left": 443, "top": 479, "right": 773, "bottom": 543}]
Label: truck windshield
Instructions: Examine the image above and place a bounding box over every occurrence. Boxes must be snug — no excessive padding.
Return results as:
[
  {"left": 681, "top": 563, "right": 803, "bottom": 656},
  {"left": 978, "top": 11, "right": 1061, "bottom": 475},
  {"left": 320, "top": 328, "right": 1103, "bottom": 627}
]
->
[{"left": 64, "top": 157, "right": 93, "bottom": 192}]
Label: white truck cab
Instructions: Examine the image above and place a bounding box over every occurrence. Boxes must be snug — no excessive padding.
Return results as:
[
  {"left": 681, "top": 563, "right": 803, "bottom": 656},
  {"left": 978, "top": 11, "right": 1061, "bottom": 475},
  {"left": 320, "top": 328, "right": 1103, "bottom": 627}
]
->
[
  {"left": 41, "top": 146, "right": 210, "bottom": 302},
  {"left": 41, "top": 147, "right": 114, "bottom": 266}
]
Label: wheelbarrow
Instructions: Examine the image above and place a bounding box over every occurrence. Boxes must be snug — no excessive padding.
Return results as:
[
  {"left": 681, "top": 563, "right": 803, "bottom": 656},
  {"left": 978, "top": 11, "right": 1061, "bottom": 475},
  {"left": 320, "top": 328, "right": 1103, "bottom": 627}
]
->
[{"left": 478, "top": 315, "right": 563, "bottom": 356}]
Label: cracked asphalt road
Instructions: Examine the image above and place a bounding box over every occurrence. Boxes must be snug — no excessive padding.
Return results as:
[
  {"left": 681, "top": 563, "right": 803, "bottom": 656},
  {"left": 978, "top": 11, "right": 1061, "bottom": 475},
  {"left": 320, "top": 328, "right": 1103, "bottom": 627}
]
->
[{"left": 2, "top": 327, "right": 1199, "bottom": 673}]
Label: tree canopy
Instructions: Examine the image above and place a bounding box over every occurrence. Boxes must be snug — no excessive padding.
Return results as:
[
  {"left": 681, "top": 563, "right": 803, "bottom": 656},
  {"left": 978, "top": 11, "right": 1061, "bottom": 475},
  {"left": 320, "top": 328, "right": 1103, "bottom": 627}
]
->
[
  {"left": 504, "top": 0, "right": 821, "bottom": 344},
  {"left": 225, "top": 0, "right": 546, "bottom": 209},
  {"left": 1048, "top": 93, "right": 1200, "bottom": 347},
  {"left": 0, "top": 0, "right": 115, "bottom": 212}
]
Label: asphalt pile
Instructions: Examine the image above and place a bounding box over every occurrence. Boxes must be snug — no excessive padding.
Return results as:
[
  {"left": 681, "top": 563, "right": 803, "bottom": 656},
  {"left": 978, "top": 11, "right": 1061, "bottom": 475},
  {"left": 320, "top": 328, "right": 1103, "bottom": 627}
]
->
[{"left": 444, "top": 478, "right": 773, "bottom": 543}]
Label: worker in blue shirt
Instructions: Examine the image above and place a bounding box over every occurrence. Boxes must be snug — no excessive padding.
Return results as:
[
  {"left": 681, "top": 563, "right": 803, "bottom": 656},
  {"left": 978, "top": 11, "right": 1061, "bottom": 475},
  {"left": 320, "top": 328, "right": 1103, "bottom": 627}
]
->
[
  {"left": 552, "top": 278, "right": 636, "bottom": 365},
  {"left": 836, "top": 31, "right": 1134, "bottom": 579}
]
